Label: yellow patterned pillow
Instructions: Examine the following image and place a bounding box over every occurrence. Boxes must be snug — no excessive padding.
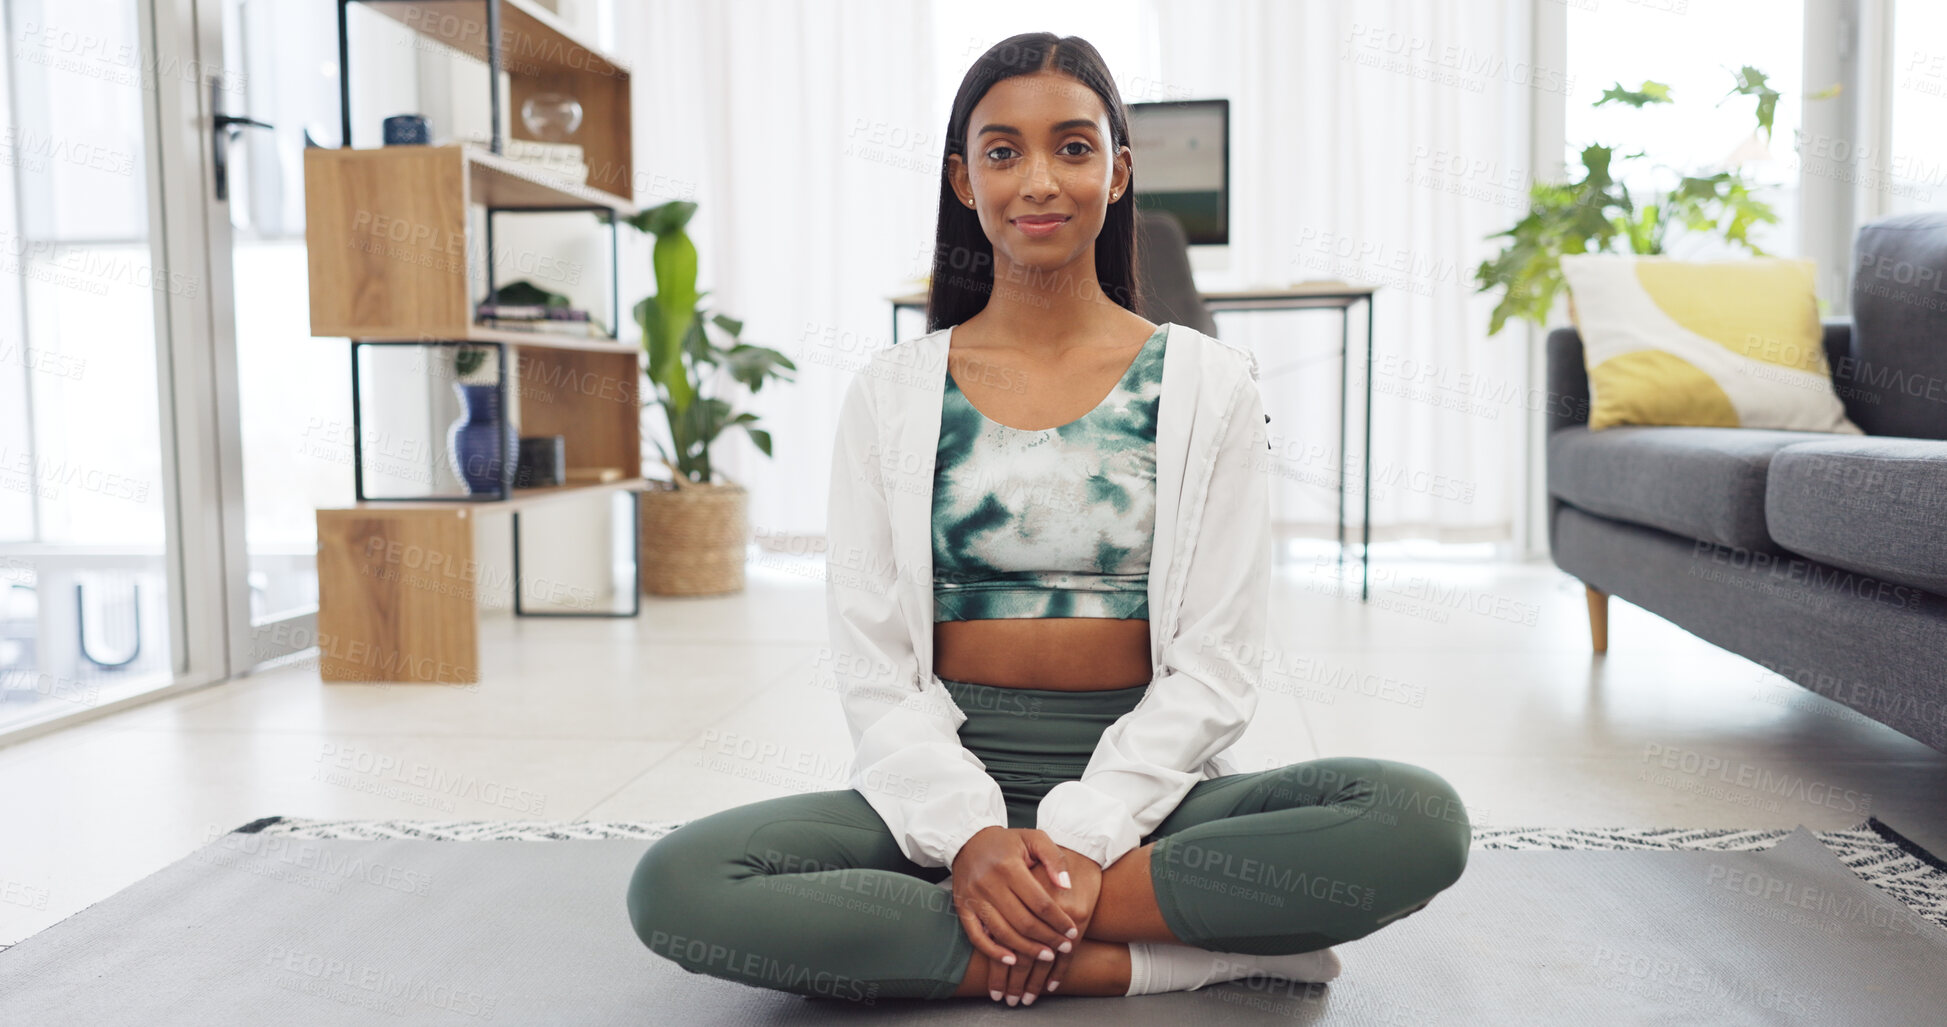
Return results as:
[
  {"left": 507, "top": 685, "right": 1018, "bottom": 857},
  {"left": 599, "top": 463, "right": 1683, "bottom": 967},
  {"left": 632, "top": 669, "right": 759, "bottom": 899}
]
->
[{"left": 1558, "top": 255, "right": 1862, "bottom": 433}]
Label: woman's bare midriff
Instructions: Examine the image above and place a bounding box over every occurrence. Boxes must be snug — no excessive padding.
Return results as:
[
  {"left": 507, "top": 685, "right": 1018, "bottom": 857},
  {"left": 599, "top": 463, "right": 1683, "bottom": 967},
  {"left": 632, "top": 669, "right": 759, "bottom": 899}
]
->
[{"left": 934, "top": 617, "right": 1152, "bottom": 690}]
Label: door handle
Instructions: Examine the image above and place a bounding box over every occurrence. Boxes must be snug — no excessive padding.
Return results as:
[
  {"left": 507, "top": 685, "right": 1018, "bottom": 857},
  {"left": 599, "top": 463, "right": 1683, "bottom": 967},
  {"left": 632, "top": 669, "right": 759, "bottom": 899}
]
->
[
  {"left": 211, "top": 78, "right": 273, "bottom": 202},
  {"left": 215, "top": 113, "right": 274, "bottom": 132}
]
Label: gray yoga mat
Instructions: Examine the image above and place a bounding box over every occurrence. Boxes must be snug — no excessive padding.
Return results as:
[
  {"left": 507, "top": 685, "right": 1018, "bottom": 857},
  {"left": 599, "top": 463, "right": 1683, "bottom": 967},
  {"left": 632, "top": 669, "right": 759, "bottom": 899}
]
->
[{"left": 1, "top": 825, "right": 1942, "bottom": 1025}]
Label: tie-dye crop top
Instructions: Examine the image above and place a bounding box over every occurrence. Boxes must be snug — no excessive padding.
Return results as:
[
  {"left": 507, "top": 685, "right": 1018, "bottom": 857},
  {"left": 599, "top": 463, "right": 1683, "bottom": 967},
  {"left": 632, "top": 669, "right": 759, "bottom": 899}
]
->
[{"left": 932, "top": 323, "right": 1166, "bottom": 622}]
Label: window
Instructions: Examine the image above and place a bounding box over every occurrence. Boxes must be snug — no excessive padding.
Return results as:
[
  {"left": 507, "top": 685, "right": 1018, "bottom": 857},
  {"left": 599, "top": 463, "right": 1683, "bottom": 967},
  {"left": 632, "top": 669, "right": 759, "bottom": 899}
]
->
[
  {"left": 1565, "top": 1, "right": 1808, "bottom": 260},
  {"left": 1884, "top": 1, "right": 1947, "bottom": 217}
]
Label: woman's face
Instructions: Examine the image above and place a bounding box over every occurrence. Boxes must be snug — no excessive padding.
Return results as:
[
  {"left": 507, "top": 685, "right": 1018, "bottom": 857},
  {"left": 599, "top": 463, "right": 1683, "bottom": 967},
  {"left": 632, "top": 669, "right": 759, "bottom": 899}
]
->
[{"left": 949, "top": 70, "right": 1131, "bottom": 276}]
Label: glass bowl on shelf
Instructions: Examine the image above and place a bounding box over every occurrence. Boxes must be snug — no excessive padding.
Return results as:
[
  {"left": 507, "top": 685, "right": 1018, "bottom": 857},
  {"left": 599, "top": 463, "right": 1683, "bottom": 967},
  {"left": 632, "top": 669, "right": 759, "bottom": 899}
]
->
[{"left": 520, "top": 93, "right": 583, "bottom": 142}]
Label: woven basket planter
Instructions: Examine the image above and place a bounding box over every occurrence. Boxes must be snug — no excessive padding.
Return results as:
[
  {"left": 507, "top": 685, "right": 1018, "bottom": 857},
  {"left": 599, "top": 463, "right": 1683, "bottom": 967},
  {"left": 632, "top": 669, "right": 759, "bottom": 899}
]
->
[{"left": 638, "top": 478, "right": 748, "bottom": 596}]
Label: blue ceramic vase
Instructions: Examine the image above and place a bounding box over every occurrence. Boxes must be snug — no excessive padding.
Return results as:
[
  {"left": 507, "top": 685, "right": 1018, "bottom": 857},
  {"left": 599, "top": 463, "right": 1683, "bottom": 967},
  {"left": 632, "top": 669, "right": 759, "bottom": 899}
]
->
[{"left": 448, "top": 382, "right": 517, "bottom": 494}]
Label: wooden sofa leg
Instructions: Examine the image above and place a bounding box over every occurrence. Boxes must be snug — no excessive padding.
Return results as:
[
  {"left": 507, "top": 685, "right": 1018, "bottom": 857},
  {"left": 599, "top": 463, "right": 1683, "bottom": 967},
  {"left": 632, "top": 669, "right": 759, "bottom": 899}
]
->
[{"left": 1584, "top": 585, "right": 1609, "bottom": 654}]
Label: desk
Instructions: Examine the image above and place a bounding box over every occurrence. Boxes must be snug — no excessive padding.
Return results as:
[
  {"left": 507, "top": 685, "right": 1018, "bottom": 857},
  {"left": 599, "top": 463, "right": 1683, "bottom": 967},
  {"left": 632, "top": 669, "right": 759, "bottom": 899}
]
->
[{"left": 888, "top": 283, "right": 1377, "bottom": 600}]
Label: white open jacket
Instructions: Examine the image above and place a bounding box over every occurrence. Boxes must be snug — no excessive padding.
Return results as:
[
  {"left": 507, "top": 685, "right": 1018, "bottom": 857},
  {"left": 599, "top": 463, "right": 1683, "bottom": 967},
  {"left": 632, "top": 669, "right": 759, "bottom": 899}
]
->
[{"left": 823, "top": 320, "right": 1275, "bottom": 872}]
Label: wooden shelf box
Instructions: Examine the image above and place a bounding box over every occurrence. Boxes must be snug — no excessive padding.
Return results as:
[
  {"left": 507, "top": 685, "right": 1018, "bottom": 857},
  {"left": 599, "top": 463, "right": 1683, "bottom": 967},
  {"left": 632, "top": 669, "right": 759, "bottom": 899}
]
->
[
  {"left": 314, "top": 477, "right": 645, "bottom": 682},
  {"left": 303, "top": 144, "right": 635, "bottom": 344},
  {"left": 340, "top": 0, "right": 635, "bottom": 203}
]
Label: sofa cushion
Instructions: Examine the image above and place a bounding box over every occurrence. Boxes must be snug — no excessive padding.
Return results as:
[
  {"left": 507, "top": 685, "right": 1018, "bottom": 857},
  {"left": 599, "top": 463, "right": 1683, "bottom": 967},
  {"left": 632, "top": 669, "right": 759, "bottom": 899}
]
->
[
  {"left": 1548, "top": 425, "right": 1844, "bottom": 550},
  {"left": 1557, "top": 254, "right": 1861, "bottom": 433},
  {"left": 1848, "top": 212, "right": 1947, "bottom": 439},
  {"left": 1766, "top": 437, "right": 1947, "bottom": 596}
]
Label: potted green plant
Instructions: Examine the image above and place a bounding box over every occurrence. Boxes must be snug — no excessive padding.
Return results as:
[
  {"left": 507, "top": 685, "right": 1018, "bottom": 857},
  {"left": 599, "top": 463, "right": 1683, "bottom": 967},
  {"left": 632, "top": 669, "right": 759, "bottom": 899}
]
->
[
  {"left": 1474, "top": 66, "right": 1831, "bottom": 335},
  {"left": 626, "top": 199, "right": 797, "bottom": 595}
]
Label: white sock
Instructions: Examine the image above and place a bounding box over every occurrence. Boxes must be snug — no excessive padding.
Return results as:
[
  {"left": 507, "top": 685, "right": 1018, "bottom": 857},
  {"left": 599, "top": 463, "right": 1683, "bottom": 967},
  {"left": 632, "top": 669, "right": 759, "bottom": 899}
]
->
[{"left": 1124, "top": 942, "right": 1342, "bottom": 995}]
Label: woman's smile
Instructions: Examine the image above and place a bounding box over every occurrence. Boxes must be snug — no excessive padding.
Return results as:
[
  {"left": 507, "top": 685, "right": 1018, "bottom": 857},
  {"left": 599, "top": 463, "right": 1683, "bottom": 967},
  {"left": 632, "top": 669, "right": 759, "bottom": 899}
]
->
[{"left": 1011, "top": 213, "right": 1072, "bottom": 238}]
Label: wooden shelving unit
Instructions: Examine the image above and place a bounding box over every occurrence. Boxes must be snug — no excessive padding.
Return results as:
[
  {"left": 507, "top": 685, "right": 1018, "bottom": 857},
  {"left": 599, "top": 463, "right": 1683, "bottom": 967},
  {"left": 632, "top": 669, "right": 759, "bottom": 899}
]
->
[{"left": 307, "top": 0, "right": 644, "bottom": 683}]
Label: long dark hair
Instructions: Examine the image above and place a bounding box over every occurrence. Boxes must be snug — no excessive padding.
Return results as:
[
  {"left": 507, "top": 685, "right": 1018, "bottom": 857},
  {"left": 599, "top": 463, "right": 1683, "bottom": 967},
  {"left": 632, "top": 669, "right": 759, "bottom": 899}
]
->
[{"left": 926, "top": 33, "right": 1142, "bottom": 334}]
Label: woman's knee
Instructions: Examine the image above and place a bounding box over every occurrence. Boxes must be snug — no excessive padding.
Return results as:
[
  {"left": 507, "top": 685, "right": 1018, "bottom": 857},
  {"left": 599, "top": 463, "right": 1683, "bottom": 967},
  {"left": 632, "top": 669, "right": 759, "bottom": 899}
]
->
[
  {"left": 1371, "top": 760, "right": 1471, "bottom": 891},
  {"left": 626, "top": 819, "right": 737, "bottom": 960}
]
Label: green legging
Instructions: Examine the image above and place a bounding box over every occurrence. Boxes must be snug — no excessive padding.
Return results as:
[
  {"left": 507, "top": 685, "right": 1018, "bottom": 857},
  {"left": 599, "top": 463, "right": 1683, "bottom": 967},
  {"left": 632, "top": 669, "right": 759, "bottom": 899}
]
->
[{"left": 626, "top": 678, "right": 1470, "bottom": 1002}]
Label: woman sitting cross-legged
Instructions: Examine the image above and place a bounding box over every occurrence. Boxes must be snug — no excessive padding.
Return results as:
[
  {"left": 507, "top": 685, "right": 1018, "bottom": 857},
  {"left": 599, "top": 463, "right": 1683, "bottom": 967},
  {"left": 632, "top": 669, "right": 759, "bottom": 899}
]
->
[{"left": 626, "top": 30, "right": 1470, "bottom": 1008}]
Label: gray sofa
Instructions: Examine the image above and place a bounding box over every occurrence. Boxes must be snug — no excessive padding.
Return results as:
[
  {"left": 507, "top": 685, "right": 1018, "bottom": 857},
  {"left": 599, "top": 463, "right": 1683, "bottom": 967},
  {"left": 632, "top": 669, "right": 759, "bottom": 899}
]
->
[{"left": 1546, "top": 211, "right": 1947, "bottom": 756}]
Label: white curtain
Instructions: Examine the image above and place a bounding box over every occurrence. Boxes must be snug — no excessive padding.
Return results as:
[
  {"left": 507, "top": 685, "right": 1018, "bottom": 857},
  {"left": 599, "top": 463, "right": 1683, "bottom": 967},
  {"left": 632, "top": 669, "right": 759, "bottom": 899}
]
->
[
  {"left": 613, "top": 0, "right": 1536, "bottom": 550},
  {"left": 614, "top": 0, "right": 939, "bottom": 550},
  {"left": 1143, "top": 0, "right": 1536, "bottom": 546}
]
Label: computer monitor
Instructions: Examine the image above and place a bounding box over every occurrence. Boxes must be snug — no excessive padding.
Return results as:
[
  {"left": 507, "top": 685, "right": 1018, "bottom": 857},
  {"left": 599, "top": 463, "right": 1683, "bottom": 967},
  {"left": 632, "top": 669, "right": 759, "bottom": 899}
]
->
[{"left": 1126, "top": 99, "right": 1229, "bottom": 246}]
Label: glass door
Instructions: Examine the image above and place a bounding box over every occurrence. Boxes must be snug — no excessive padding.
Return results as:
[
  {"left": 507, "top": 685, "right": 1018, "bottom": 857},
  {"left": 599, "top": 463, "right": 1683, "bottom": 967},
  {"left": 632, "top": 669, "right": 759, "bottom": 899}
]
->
[
  {"left": 0, "top": 0, "right": 396, "bottom": 741},
  {"left": 201, "top": 0, "right": 357, "bottom": 670},
  {"left": 0, "top": 0, "right": 189, "bottom": 734}
]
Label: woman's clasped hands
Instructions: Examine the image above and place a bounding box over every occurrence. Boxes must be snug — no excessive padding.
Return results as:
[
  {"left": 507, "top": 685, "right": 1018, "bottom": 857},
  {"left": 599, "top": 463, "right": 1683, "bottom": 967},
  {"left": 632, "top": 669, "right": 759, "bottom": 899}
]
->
[{"left": 950, "top": 826, "right": 1105, "bottom": 1006}]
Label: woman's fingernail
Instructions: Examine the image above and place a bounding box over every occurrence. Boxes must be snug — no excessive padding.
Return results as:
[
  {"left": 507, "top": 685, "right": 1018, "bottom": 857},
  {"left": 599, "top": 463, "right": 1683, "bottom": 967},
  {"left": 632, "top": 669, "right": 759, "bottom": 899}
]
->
[
  {"left": 1039, "top": 948, "right": 1055, "bottom": 962},
  {"left": 1058, "top": 940, "right": 1072, "bottom": 953},
  {"left": 1048, "top": 980, "right": 1061, "bottom": 991},
  {"left": 990, "top": 989, "right": 1003, "bottom": 1001},
  {"left": 1023, "top": 992, "right": 1037, "bottom": 1005},
  {"left": 1006, "top": 994, "right": 1019, "bottom": 1006},
  {"left": 1066, "top": 927, "right": 1079, "bottom": 939},
  {"left": 1058, "top": 871, "right": 1073, "bottom": 889},
  {"left": 1002, "top": 953, "right": 1016, "bottom": 966}
]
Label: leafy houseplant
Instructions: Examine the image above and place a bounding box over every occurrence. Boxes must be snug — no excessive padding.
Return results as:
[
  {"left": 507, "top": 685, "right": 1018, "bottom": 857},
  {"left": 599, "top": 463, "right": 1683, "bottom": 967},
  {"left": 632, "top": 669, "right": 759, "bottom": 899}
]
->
[
  {"left": 625, "top": 199, "right": 797, "bottom": 595},
  {"left": 626, "top": 200, "right": 797, "bottom": 485},
  {"left": 1474, "top": 66, "right": 1825, "bottom": 336},
  {"left": 454, "top": 345, "right": 493, "bottom": 381}
]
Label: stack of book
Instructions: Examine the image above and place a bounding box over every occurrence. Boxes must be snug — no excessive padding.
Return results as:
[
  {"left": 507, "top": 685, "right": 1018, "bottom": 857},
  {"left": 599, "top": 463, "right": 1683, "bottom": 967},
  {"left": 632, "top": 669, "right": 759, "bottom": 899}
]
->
[
  {"left": 441, "top": 134, "right": 589, "bottom": 185},
  {"left": 475, "top": 302, "right": 607, "bottom": 337},
  {"left": 502, "top": 139, "right": 588, "bottom": 184}
]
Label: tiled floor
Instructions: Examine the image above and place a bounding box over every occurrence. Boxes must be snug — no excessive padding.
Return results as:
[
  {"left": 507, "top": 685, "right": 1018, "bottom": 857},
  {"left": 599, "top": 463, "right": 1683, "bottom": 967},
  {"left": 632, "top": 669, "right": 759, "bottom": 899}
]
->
[{"left": 2, "top": 553, "right": 1942, "bottom": 946}]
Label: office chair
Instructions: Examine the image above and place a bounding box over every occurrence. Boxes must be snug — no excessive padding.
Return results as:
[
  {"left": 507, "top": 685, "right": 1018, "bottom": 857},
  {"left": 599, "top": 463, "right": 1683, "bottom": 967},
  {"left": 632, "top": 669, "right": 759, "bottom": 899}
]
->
[{"left": 1135, "top": 208, "right": 1219, "bottom": 337}]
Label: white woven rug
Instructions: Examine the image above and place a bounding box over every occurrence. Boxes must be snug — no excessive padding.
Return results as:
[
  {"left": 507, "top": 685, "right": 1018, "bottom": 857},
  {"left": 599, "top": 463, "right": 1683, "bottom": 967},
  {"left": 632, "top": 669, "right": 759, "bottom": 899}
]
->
[{"left": 237, "top": 816, "right": 1947, "bottom": 935}]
